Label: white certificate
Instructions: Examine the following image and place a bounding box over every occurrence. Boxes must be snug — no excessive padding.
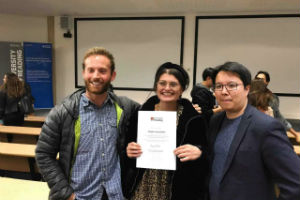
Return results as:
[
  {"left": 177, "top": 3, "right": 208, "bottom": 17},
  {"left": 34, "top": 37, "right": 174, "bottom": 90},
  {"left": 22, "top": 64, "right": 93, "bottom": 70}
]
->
[{"left": 136, "top": 111, "right": 176, "bottom": 170}]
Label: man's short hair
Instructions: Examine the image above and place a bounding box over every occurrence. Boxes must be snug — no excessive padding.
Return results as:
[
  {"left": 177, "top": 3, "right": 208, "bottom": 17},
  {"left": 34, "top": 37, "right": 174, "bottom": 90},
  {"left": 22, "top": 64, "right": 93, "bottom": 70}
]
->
[
  {"left": 255, "top": 71, "right": 270, "bottom": 83},
  {"left": 82, "top": 47, "right": 115, "bottom": 73},
  {"left": 202, "top": 67, "right": 215, "bottom": 81},
  {"left": 213, "top": 61, "right": 252, "bottom": 87}
]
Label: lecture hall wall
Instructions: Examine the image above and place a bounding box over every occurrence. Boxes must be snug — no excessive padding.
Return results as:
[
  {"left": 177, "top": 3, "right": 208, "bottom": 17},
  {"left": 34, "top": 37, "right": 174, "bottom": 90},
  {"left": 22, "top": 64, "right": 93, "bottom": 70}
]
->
[{"left": 0, "top": 13, "right": 299, "bottom": 118}]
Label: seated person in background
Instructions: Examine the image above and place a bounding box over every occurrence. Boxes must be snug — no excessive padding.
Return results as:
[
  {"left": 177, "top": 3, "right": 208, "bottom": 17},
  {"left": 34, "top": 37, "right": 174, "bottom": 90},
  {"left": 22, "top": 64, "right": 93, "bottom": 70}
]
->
[
  {"left": 248, "top": 79, "right": 274, "bottom": 117},
  {"left": 125, "top": 62, "right": 208, "bottom": 200},
  {"left": 255, "top": 71, "right": 300, "bottom": 143},
  {"left": 191, "top": 67, "right": 222, "bottom": 123},
  {"left": 0, "top": 72, "right": 25, "bottom": 126}
]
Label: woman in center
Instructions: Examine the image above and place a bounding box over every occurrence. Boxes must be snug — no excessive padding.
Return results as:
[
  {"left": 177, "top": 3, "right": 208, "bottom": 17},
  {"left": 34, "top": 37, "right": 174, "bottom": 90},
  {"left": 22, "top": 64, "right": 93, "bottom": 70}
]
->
[{"left": 123, "top": 62, "right": 208, "bottom": 200}]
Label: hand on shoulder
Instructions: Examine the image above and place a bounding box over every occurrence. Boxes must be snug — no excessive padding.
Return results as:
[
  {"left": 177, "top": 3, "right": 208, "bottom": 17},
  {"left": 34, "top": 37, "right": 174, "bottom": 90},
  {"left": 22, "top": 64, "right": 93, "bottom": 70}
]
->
[{"left": 192, "top": 104, "right": 202, "bottom": 114}]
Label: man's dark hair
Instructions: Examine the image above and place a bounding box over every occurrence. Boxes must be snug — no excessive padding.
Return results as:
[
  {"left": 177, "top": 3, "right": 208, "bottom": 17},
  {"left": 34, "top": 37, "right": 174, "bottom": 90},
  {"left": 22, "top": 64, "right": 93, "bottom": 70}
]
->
[
  {"left": 255, "top": 71, "right": 270, "bottom": 83},
  {"left": 202, "top": 67, "right": 215, "bottom": 81},
  {"left": 212, "top": 61, "right": 252, "bottom": 87}
]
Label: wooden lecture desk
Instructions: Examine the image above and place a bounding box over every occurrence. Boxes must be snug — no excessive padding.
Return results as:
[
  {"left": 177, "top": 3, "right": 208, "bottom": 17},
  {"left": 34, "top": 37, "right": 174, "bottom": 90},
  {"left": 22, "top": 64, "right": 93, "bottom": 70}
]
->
[
  {"left": 0, "top": 177, "right": 49, "bottom": 200},
  {"left": 287, "top": 131, "right": 294, "bottom": 138},
  {"left": 294, "top": 145, "right": 300, "bottom": 155},
  {"left": 23, "top": 115, "right": 46, "bottom": 127},
  {"left": 0, "top": 126, "right": 41, "bottom": 136},
  {"left": 24, "top": 115, "right": 46, "bottom": 123},
  {"left": 0, "top": 142, "right": 38, "bottom": 179},
  {"left": 0, "top": 126, "right": 41, "bottom": 143},
  {"left": 287, "top": 131, "right": 299, "bottom": 145},
  {"left": 0, "top": 142, "right": 35, "bottom": 157}
]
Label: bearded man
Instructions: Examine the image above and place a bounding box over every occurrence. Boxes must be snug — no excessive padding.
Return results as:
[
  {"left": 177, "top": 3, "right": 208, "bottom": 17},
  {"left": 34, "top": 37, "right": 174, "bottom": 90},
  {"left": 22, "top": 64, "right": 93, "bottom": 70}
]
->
[{"left": 36, "top": 47, "right": 140, "bottom": 200}]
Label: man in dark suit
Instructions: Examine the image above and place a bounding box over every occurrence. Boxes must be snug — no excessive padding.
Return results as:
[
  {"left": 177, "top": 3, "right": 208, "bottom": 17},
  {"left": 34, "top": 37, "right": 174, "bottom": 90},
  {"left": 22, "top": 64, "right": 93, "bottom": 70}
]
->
[{"left": 208, "top": 62, "right": 300, "bottom": 200}]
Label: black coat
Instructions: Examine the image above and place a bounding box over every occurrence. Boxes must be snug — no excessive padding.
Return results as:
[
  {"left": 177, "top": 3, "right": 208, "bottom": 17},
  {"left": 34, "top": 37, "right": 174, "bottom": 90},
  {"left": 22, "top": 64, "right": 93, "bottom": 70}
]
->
[
  {"left": 0, "top": 91, "right": 24, "bottom": 125},
  {"left": 123, "top": 96, "right": 208, "bottom": 200}
]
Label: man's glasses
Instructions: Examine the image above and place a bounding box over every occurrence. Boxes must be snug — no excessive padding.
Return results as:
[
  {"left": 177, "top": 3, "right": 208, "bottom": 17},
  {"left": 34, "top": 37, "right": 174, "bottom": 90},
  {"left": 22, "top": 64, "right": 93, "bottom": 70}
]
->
[{"left": 214, "top": 82, "right": 242, "bottom": 91}]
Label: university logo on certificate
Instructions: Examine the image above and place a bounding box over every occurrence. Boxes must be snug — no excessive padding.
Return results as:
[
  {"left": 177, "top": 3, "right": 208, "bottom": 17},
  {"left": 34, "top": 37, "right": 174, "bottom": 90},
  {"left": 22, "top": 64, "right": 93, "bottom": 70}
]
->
[{"left": 136, "top": 111, "right": 176, "bottom": 170}]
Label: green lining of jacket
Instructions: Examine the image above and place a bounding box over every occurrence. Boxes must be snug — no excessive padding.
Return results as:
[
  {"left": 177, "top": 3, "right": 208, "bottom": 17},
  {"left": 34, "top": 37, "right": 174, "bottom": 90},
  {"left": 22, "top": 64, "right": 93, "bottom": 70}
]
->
[
  {"left": 70, "top": 101, "right": 123, "bottom": 179},
  {"left": 114, "top": 101, "right": 122, "bottom": 129},
  {"left": 73, "top": 117, "right": 81, "bottom": 163},
  {"left": 69, "top": 117, "right": 81, "bottom": 182}
]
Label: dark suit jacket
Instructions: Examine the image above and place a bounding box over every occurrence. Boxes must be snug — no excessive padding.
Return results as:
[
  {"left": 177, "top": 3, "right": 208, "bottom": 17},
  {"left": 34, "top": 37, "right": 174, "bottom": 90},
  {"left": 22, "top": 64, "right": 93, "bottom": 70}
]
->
[{"left": 207, "top": 104, "right": 300, "bottom": 200}]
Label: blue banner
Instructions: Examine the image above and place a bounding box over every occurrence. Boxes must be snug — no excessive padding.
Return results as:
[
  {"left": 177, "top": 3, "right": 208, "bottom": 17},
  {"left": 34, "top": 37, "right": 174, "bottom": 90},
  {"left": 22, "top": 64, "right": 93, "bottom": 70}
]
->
[{"left": 24, "top": 42, "right": 53, "bottom": 108}]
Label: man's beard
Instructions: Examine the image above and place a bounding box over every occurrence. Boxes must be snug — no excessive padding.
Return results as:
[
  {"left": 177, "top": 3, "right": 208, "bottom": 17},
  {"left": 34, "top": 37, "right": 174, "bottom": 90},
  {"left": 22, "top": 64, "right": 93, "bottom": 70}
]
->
[{"left": 85, "top": 80, "right": 111, "bottom": 95}]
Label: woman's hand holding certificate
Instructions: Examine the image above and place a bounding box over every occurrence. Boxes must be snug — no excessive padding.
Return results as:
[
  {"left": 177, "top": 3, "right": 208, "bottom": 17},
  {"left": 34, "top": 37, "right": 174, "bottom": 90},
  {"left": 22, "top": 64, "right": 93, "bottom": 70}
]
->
[{"left": 127, "top": 142, "right": 142, "bottom": 158}]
